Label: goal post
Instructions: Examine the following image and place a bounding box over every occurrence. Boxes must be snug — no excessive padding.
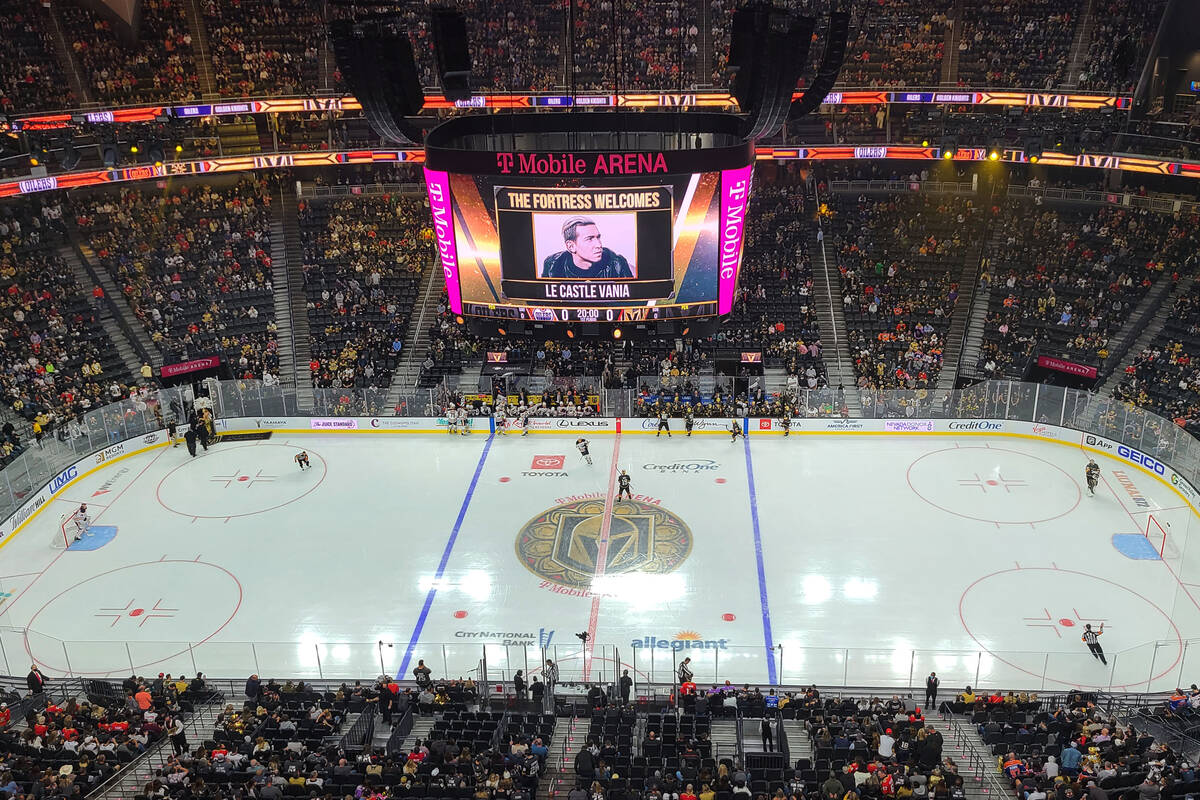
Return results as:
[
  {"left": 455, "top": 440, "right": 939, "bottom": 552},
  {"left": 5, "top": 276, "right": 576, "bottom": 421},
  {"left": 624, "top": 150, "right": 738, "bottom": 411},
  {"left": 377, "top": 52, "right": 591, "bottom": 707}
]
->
[{"left": 1147, "top": 513, "right": 1180, "bottom": 564}]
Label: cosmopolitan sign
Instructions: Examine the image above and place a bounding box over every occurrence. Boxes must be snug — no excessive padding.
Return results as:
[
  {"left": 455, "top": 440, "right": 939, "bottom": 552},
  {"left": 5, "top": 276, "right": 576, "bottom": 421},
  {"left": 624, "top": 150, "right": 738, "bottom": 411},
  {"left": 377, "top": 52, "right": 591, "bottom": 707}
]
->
[
  {"left": 718, "top": 164, "right": 753, "bottom": 315},
  {"left": 424, "top": 167, "right": 462, "bottom": 315},
  {"left": 495, "top": 151, "right": 669, "bottom": 176},
  {"left": 1036, "top": 355, "right": 1098, "bottom": 379}
]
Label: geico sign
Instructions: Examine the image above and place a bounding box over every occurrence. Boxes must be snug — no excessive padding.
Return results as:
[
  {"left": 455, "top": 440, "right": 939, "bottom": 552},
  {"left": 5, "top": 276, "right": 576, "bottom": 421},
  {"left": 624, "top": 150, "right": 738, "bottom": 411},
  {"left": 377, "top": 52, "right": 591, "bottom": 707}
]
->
[{"left": 1117, "top": 445, "right": 1165, "bottom": 475}]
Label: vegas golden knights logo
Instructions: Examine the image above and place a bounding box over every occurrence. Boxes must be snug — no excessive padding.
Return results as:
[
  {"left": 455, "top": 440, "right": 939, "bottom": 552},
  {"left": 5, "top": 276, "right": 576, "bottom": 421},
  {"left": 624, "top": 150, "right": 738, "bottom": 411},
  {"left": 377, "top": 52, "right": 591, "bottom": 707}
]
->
[{"left": 516, "top": 499, "right": 692, "bottom": 588}]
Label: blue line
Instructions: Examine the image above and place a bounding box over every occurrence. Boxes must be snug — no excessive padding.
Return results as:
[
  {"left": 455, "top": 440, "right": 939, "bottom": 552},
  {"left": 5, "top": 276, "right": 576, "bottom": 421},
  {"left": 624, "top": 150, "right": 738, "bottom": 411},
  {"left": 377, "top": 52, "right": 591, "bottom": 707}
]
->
[
  {"left": 742, "top": 434, "right": 778, "bottom": 684},
  {"left": 397, "top": 434, "right": 494, "bottom": 679}
]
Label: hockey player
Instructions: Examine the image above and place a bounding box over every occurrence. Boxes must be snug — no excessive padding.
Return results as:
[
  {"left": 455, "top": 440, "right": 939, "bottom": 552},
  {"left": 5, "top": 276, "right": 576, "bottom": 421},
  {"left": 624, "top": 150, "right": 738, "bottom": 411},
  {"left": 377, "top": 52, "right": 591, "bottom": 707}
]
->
[
  {"left": 167, "top": 416, "right": 179, "bottom": 447},
  {"left": 617, "top": 469, "right": 632, "bottom": 500},
  {"left": 458, "top": 408, "right": 470, "bottom": 435},
  {"left": 684, "top": 409, "right": 694, "bottom": 437},
  {"left": 780, "top": 410, "right": 791, "bottom": 437},
  {"left": 495, "top": 404, "right": 508, "bottom": 435},
  {"left": 730, "top": 420, "right": 744, "bottom": 443},
  {"left": 521, "top": 412, "right": 532, "bottom": 437},
  {"left": 295, "top": 451, "right": 311, "bottom": 470},
  {"left": 446, "top": 406, "right": 459, "bottom": 435},
  {"left": 656, "top": 407, "right": 671, "bottom": 438},
  {"left": 1085, "top": 459, "right": 1100, "bottom": 496},
  {"left": 73, "top": 503, "right": 91, "bottom": 541},
  {"left": 576, "top": 438, "right": 593, "bottom": 466}
]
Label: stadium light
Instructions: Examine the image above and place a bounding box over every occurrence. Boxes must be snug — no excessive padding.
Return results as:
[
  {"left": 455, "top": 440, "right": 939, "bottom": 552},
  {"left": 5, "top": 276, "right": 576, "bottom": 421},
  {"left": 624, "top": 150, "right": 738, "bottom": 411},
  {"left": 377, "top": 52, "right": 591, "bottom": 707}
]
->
[
  {"left": 130, "top": 145, "right": 138, "bottom": 153},
  {"left": 921, "top": 139, "right": 930, "bottom": 147},
  {"left": 1029, "top": 154, "right": 1040, "bottom": 164},
  {"left": 942, "top": 150, "right": 953, "bottom": 160},
  {"left": 455, "top": 316, "right": 464, "bottom": 324},
  {"left": 988, "top": 150, "right": 1000, "bottom": 161},
  {"left": 612, "top": 328, "right": 622, "bottom": 339},
  {"left": 175, "top": 144, "right": 184, "bottom": 153}
]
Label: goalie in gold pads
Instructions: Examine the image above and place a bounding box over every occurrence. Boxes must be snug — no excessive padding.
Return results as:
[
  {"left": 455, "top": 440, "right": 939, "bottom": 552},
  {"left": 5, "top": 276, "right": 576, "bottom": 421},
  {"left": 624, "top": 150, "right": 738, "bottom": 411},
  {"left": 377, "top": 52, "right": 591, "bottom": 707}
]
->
[{"left": 541, "top": 216, "right": 634, "bottom": 280}]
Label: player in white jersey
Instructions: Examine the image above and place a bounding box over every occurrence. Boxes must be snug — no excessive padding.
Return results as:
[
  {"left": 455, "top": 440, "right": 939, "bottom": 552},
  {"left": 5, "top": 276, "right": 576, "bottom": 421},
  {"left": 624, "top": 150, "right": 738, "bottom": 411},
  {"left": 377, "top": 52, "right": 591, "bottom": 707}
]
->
[
  {"left": 495, "top": 404, "right": 508, "bottom": 435},
  {"left": 73, "top": 503, "right": 91, "bottom": 541},
  {"left": 576, "top": 438, "right": 593, "bottom": 466},
  {"left": 446, "top": 406, "right": 458, "bottom": 435}
]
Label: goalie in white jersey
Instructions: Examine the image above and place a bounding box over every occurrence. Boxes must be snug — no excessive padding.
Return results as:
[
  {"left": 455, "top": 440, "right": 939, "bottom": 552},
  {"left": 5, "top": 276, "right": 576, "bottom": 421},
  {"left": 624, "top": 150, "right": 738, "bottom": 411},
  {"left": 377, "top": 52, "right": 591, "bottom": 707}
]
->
[
  {"left": 576, "top": 438, "right": 593, "bottom": 466},
  {"left": 73, "top": 503, "right": 91, "bottom": 541}
]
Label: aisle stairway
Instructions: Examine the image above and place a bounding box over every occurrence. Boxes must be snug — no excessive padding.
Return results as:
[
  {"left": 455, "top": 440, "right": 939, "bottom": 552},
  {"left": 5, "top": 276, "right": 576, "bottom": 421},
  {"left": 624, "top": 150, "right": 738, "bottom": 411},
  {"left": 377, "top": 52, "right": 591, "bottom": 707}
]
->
[
  {"left": 809, "top": 228, "right": 862, "bottom": 416},
  {"left": 70, "top": 239, "right": 159, "bottom": 367},
  {"left": 60, "top": 244, "right": 147, "bottom": 378},
  {"left": 387, "top": 262, "right": 443, "bottom": 404},
  {"left": 279, "top": 184, "right": 314, "bottom": 410},
  {"left": 269, "top": 197, "right": 299, "bottom": 387}
]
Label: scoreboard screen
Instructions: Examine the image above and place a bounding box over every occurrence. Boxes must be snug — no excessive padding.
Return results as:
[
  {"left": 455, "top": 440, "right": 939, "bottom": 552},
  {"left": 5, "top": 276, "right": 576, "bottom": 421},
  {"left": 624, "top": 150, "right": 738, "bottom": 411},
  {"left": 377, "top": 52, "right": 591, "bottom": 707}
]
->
[{"left": 425, "top": 150, "right": 753, "bottom": 324}]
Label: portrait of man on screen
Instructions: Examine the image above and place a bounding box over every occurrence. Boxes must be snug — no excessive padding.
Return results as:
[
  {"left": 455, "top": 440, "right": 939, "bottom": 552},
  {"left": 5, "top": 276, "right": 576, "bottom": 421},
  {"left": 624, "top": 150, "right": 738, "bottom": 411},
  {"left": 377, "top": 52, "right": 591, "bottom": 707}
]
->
[{"left": 540, "top": 216, "right": 634, "bottom": 280}]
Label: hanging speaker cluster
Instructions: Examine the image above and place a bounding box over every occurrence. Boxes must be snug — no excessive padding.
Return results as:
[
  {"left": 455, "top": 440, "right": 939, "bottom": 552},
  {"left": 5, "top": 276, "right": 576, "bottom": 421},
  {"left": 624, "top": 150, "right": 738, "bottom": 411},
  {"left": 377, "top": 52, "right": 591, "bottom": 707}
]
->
[
  {"left": 728, "top": 4, "right": 815, "bottom": 140},
  {"left": 788, "top": 10, "right": 851, "bottom": 120},
  {"left": 330, "top": 16, "right": 425, "bottom": 144}
]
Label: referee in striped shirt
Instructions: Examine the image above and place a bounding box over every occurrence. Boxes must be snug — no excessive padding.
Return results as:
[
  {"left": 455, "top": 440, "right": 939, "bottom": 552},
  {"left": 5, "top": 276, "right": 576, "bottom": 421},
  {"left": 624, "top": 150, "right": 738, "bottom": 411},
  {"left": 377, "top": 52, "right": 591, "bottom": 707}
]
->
[{"left": 1082, "top": 623, "right": 1106, "bottom": 664}]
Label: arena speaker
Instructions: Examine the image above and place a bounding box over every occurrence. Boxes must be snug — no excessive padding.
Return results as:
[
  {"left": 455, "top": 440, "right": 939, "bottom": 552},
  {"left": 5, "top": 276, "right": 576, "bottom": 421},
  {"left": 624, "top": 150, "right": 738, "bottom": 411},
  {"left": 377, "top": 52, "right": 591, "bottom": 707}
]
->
[
  {"left": 430, "top": 8, "right": 472, "bottom": 101},
  {"left": 733, "top": 6, "right": 814, "bottom": 140},
  {"left": 331, "top": 17, "right": 425, "bottom": 144},
  {"left": 788, "top": 10, "right": 851, "bottom": 120}
]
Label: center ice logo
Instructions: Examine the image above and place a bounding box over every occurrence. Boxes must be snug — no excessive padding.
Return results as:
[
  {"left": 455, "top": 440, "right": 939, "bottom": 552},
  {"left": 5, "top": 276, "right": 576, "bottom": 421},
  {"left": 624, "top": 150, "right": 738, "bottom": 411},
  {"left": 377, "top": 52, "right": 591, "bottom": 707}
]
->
[{"left": 516, "top": 498, "right": 692, "bottom": 588}]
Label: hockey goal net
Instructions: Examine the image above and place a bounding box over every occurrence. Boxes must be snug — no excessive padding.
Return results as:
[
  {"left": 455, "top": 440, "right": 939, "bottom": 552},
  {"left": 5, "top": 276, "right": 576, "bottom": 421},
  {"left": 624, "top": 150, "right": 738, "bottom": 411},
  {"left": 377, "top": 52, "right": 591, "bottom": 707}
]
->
[
  {"left": 1147, "top": 514, "right": 1181, "bottom": 564},
  {"left": 52, "top": 511, "right": 86, "bottom": 550}
]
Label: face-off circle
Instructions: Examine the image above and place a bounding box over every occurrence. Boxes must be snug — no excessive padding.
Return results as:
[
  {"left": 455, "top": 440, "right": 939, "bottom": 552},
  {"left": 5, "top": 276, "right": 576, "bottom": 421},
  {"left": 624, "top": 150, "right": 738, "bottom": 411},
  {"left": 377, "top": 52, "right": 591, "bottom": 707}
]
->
[
  {"left": 907, "top": 446, "right": 1080, "bottom": 525},
  {"left": 959, "top": 567, "right": 1182, "bottom": 689},
  {"left": 156, "top": 444, "right": 326, "bottom": 519},
  {"left": 26, "top": 559, "right": 242, "bottom": 675}
]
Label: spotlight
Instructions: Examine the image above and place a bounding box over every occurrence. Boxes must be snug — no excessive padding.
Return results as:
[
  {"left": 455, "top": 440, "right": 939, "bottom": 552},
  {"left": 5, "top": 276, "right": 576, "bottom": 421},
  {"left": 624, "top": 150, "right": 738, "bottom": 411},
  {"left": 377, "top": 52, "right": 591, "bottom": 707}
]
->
[
  {"left": 1029, "top": 154, "right": 1039, "bottom": 164},
  {"left": 942, "top": 150, "right": 953, "bottom": 160},
  {"left": 566, "top": 328, "right": 575, "bottom": 338},
  {"left": 612, "top": 328, "right": 622, "bottom": 339},
  {"left": 130, "top": 145, "right": 138, "bottom": 154},
  {"left": 681, "top": 327, "right": 690, "bottom": 336},
  {"left": 497, "top": 326, "right": 506, "bottom": 336},
  {"left": 29, "top": 157, "right": 38, "bottom": 167},
  {"left": 175, "top": 144, "right": 183, "bottom": 153},
  {"left": 455, "top": 316, "right": 464, "bottom": 324},
  {"left": 921, "top": 139, "right": 929, "bottom": 147},
  {"left": 988, "top": 150, "right": 1000, "bottom": 161}
]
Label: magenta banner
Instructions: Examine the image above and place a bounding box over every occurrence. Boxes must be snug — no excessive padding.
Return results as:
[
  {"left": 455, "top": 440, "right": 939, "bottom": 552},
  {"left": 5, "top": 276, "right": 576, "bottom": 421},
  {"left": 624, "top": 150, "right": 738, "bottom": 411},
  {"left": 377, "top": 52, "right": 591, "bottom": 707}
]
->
[
  {"left": 424, "top": 167, "right": 463, "bottom": 314},
  {"left": 159, "top": 356, "right": 221, "bottom": 378},
  {"left": 718, "top": 164, "right": 753, "bottom": 315},
  {"left": 1036, "top": 355, "right": 1098, "bottom": 379}
]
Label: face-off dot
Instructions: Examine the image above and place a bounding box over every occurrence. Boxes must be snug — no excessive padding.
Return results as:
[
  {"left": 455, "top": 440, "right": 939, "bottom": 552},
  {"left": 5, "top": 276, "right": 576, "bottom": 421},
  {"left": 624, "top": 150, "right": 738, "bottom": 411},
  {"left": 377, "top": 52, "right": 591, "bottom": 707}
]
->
[
  {"left": 1059, "top": 618, "right": 1075, "bottom": 627},
  {"left": 129, "top": 608, "right": 144, "bottom": 617},
  {"left": 715, "top": 478, "right": 727, "bottom": 484},
  {"left": 499, "top": 476, "right": 511, "bottom": 483},
  {"left": 722, "top": 613, "right": 736, "bottom": 621},
  {"left": 453, "top": 610, "right": 468, "bottom": 619}
]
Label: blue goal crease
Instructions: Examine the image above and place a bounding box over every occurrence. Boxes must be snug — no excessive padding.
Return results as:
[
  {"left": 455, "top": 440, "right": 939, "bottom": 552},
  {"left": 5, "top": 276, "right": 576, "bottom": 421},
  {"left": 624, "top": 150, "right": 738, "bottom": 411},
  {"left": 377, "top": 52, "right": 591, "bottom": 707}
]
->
[
  {"left": 397, "top": 434, "right": 494, "bottom": 679},
  {"left": 742, "top": 435, "right": 778, "bottom": 684}
]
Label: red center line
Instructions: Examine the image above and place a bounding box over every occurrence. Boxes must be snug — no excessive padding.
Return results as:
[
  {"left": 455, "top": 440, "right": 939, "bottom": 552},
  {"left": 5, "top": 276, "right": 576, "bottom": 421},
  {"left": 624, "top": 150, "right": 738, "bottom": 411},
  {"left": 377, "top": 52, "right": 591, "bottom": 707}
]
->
[
  {"left": 2, "top": 445, "right": 170, "bottom": 618},
  {"left": 582, "top": 433, "right": 622, "bottom": 681}
]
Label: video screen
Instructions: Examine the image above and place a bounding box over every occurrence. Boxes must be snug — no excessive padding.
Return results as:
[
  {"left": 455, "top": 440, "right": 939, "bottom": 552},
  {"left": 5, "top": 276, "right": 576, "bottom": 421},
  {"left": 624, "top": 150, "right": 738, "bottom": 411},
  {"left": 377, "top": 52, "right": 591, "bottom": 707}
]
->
[{"left": 427, "top": 169, "right": 748, "bottom": 322}]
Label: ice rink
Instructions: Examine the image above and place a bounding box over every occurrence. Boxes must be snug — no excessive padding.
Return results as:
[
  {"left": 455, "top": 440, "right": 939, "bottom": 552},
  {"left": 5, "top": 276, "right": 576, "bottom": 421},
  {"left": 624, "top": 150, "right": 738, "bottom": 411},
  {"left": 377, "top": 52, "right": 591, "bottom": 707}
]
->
[{"left": 2, "top": 425, "right": 1199, "bottom": 693}]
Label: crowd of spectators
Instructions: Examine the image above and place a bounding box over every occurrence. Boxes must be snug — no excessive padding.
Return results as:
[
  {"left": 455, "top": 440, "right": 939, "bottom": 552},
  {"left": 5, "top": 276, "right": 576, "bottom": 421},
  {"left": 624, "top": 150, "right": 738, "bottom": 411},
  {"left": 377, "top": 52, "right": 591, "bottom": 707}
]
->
[
  {"left": 0, "top": 198, "right": 139, "bottom": 457},
  {"left": 837, "top": 2, "right": 952, "bottom": 89},
  {"left": 60, "top": 0, "right": 201, "bottom": 106},
  {"left": 729, "top": 175, "right": 826, "bottom": 386},
  {"left": 834, "top": 193, "right": 981, "bottom": 389},
  {"left": 1112, "top": 277, "right": 1200, "bottom": 435},
  {"left": 575, "top": 0, "right": 698, "bottom": 89},
  {"left": 1076, "top": 0, "right": 1166, "bottom": 93},
  {"left": 299, "top": 193, "right": 433, "bottom": 390},
  {"left": 0, "top": 670, "right": 205, "bottom": 799},
  {"left": 977, "top": 202, "right": 1194, "bottom": 380},
  {"left": 0, "top": 0, "right": 72, "bottom": 114},
  {"left": 75, "top": 179, "right": 280, "bottom": 380},
  {"left": 957, "top": 0, "right": 1079, "bottom": 90},
  {"left": 203, "top": 0, "right": 325, "bottom": 98}
]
